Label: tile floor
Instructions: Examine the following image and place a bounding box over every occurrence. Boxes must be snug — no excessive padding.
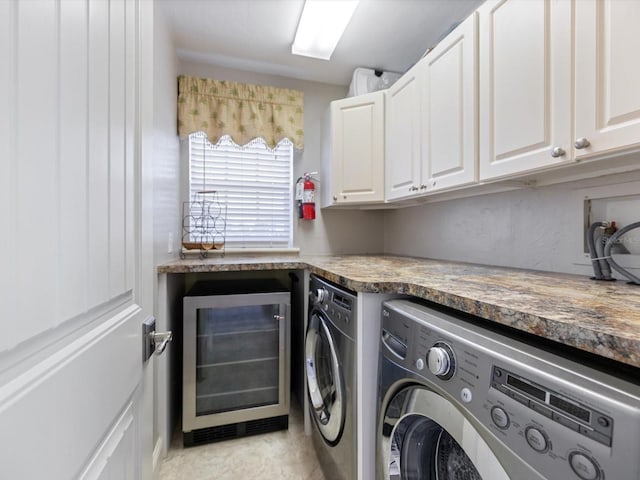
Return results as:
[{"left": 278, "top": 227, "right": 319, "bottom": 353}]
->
[{"left": 158, "top": 405, "right": 326, "bottom": 480}]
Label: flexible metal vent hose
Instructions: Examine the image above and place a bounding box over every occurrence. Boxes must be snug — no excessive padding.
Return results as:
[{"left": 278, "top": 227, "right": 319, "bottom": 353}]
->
[{"left": 603, "top": 221, "right": 640, "bottom": 285}]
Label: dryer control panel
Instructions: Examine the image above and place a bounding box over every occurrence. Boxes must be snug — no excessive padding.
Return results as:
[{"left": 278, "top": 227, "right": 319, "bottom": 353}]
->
[{"left": 380, "top": 299, "right": 640, "bottom": 480}]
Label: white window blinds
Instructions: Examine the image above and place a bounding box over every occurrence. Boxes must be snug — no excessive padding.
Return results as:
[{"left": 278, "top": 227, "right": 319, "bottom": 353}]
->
[{"left": 188, "top": 132, "right": 293, "bottom": 249}]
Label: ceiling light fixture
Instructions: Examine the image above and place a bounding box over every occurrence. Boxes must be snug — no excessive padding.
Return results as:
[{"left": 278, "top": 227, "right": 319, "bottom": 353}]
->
[{"left": 291, "top": 0, "right": 359, "bottom": 60}]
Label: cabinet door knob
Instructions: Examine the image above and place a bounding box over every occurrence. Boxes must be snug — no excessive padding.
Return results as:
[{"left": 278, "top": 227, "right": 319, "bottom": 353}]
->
[
  {"left": 333, "top": 195, "right": 337, "bottom": 201},
  {"left": 419, "top": 184, "right": 427, "bottom": 190},
  {"left": 574, "top": 137, "right": 591, "bottom": 149},
  {"left": 550, "top": 147, "right": 566, "bottom": 158}
]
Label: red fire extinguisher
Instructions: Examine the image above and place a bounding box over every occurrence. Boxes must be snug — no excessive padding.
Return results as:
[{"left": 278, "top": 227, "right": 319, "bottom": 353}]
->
[{"left": 295, "top": 172, "right": 318, "bottom": 220}]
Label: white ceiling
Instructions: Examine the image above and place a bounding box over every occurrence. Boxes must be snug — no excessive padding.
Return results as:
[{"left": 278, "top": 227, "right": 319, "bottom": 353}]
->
[{"left": 157, "top": 0, "right": 484, "bottom": 86}]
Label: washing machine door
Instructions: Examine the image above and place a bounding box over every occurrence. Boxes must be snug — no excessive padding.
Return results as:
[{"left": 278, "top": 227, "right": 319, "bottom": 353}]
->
[
  {"left": 305, "top": 309, "right": 346, "bottom": 445},
  {"left": 380, "top": 386, "right": 509, "bottom": 480}
]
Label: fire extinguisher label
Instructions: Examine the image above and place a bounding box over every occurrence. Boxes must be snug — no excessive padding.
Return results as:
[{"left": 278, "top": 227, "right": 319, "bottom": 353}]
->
[
  {"left": 303, "top": 189, "right": 315, "bottom": 203},
  {"left": 295, "top": 181, "right": 304, "bottom": 201}
]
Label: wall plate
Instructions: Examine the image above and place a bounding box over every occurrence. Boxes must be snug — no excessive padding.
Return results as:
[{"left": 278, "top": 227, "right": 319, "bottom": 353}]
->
[{"left": 142, "top": 316, "right": 156, "bottom": 363}]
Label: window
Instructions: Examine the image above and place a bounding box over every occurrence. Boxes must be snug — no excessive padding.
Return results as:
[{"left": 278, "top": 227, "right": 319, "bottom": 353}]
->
[{"left": 188, "top": 132, "right": 294, "bottom": 249}]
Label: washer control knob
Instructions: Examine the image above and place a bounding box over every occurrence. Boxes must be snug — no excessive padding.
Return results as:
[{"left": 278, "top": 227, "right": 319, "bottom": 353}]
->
[
  {"left": 316, "top": 288, "right": 328, "bottom": 303},
  {"left": 427, "top": 345, "right": 452, "bottom": 377},
  {"left": 491, "top": 406, "right": 510, "bottom": 429},
  {"left": 525, "top": 426, "right": 549, "bottom": 453},
  {"left": 569, "top": 452, "right": 601, "bottom": 480},
  {"left": 415, "top": 358, "right": 425, "bottom": 371}
]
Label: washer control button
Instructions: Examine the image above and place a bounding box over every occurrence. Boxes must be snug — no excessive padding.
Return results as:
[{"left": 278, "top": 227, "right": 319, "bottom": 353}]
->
[
  {"left": 460, "top": 387, "right": 472, "bottom": 403},
  {"left": 596, "top": 416, "right": 610, "bottom": 429},
  {"left": 525, "top": 427, "right": 549, "bottom": 453},
  {"left": 491, "top": 406, "right": 510, "bottom": 429},
  {"left": 415, "top": 358, "right": 425, "bottom": 371},
  {"left": 569, "top": 452, "right": 600, "bottom": 480}
]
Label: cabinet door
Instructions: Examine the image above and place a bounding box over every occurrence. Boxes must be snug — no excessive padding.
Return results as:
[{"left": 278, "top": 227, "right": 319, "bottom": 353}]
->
[
  {"left": 385, "top": 64, "right": 422, "bottom": 201},
  {"left": 575, "top": 0, "right": 640, "bottom": 159},
  {"left": 330, "top": 92, "right": 385, "bottom": 204},
  {"left": 479, "top": 0, "right": 572, "bottom": 181},
  {"left": 422, "top": 12, "right": 478, "bottom": 193}
]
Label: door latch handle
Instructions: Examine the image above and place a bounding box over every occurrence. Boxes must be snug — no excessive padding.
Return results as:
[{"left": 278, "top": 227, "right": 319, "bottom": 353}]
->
[{"left": 151, "top": 331, "right": 173, "bottom": 355}]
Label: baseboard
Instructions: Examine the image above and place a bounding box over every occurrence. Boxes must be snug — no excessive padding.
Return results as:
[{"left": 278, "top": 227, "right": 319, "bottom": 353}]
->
[{"left": 152, "top": 436, "right": 164, "bottom": 479}]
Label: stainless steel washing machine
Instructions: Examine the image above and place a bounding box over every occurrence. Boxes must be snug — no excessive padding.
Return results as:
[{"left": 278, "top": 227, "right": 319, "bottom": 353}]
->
[
  {"left": 306, "top": 274, "right": 357, "bottom": 480},
  {"left": 377, "top": 299, "right": 640, "bottom": 480}
]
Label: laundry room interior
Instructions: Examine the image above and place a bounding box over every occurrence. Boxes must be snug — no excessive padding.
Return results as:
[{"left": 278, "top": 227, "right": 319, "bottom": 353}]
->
[{"left": 3, "top": 0, "right": 640, "bottom": 479}]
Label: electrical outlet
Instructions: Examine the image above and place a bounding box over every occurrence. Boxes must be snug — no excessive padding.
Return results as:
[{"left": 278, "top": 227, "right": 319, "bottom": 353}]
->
[{"left": 168, "top": 232, "right": 173, "bottom": 254}]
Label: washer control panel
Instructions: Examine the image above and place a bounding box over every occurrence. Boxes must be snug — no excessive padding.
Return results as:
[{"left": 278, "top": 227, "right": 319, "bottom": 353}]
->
[
  {"left": 309, "top": 274, "right": 356, "bottom": 339},
  {"left": 381, "top": 299, "right": 640, "bottom": 480},
  {"left": 491, "top": 366, "right": 613, "bottom": 447}
]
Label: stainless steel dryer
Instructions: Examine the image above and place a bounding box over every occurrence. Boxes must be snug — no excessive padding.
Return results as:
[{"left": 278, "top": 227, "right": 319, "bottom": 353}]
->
[
  {"left": 306, "top": 274, "right": 357, "bottom": 480},
  {"left": 377, "top": 299, "right": 640, "bottom": 480}
]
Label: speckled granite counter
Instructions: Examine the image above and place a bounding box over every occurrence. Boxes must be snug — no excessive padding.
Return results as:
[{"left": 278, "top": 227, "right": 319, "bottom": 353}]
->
[{"left": 158, "top": 254, "right": 640, "bottom": 369}]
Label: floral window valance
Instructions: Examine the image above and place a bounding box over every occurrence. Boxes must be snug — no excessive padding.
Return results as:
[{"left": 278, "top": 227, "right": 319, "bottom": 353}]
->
[{"left": 177, "top": 75, "right": 304, "bottom": 149}]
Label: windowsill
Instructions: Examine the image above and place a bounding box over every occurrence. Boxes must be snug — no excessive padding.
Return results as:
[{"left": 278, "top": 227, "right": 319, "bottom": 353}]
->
[{"left": 180, "top": 247, "right": 301, "bottom": 256}]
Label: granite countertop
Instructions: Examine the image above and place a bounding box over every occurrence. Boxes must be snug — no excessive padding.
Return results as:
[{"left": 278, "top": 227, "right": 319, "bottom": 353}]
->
[{"left": 158, "top": 254, "right": 640, "bottom": 369}]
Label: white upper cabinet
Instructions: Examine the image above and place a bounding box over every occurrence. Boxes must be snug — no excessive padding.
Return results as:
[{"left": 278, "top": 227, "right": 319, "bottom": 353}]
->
[
  {"left": 323, "top": 91, "right": 385, "bottom": 206},
  {"left": 574, "top": 0, "right": 640, "bottom": 159},
  {"left": 478, "top": 0, "right": 573, "bottom": 181},
  {"left": 385, "top": 63, "right": 422, "bottom": 201},
  {"left": 421, "top": 12, "right": 478, "bottom": 193}
]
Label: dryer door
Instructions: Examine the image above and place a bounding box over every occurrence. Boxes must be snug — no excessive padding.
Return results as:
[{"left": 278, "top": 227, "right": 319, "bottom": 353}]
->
[
  {"left": 305, "top": 309, "right": 346, "bottom": 445},
  {"left": 381, "top": 386, "right": 509, "bottom": 480}
]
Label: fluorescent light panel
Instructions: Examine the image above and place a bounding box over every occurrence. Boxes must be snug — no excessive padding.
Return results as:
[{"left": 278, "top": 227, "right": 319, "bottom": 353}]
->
[{"left": 292, "top": 0, "right": 359, "bottom": 60}]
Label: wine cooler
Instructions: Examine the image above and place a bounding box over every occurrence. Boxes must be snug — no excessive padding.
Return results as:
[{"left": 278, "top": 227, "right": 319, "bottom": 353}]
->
[{"left": 182, "top": 279, "right": 290, "bottom": 446}]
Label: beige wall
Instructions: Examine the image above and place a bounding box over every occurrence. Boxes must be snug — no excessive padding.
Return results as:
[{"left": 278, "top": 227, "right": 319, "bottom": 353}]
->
[
  {"left": 178, "top": 60, "right": 385, "bottom": 255},
  {"left": 154, "top": 7, "right": 180, "bottom": 266},
  {"left": 383, "top": 169, "right": 640, "bottom": 276}
]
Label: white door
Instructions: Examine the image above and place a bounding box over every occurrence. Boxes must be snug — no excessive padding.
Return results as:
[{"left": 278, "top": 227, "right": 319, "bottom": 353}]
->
[
  {"left": 0, "top": 0, "right": 157, "bottom": 478},
  {"left": 421, "top": 12, "right": 478, "bottom": 193},
  {"left": 330, "top": 91, "right": 385, "bottom": 204},
  {"left": 574, "top": 0, "right": 640, "bottom": 159},
  {"left": 479, "top": 0, "right": 573, "bottom": 181},
  {"left": 385, "top": 64, "right": 422, "bottom": 201}
]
